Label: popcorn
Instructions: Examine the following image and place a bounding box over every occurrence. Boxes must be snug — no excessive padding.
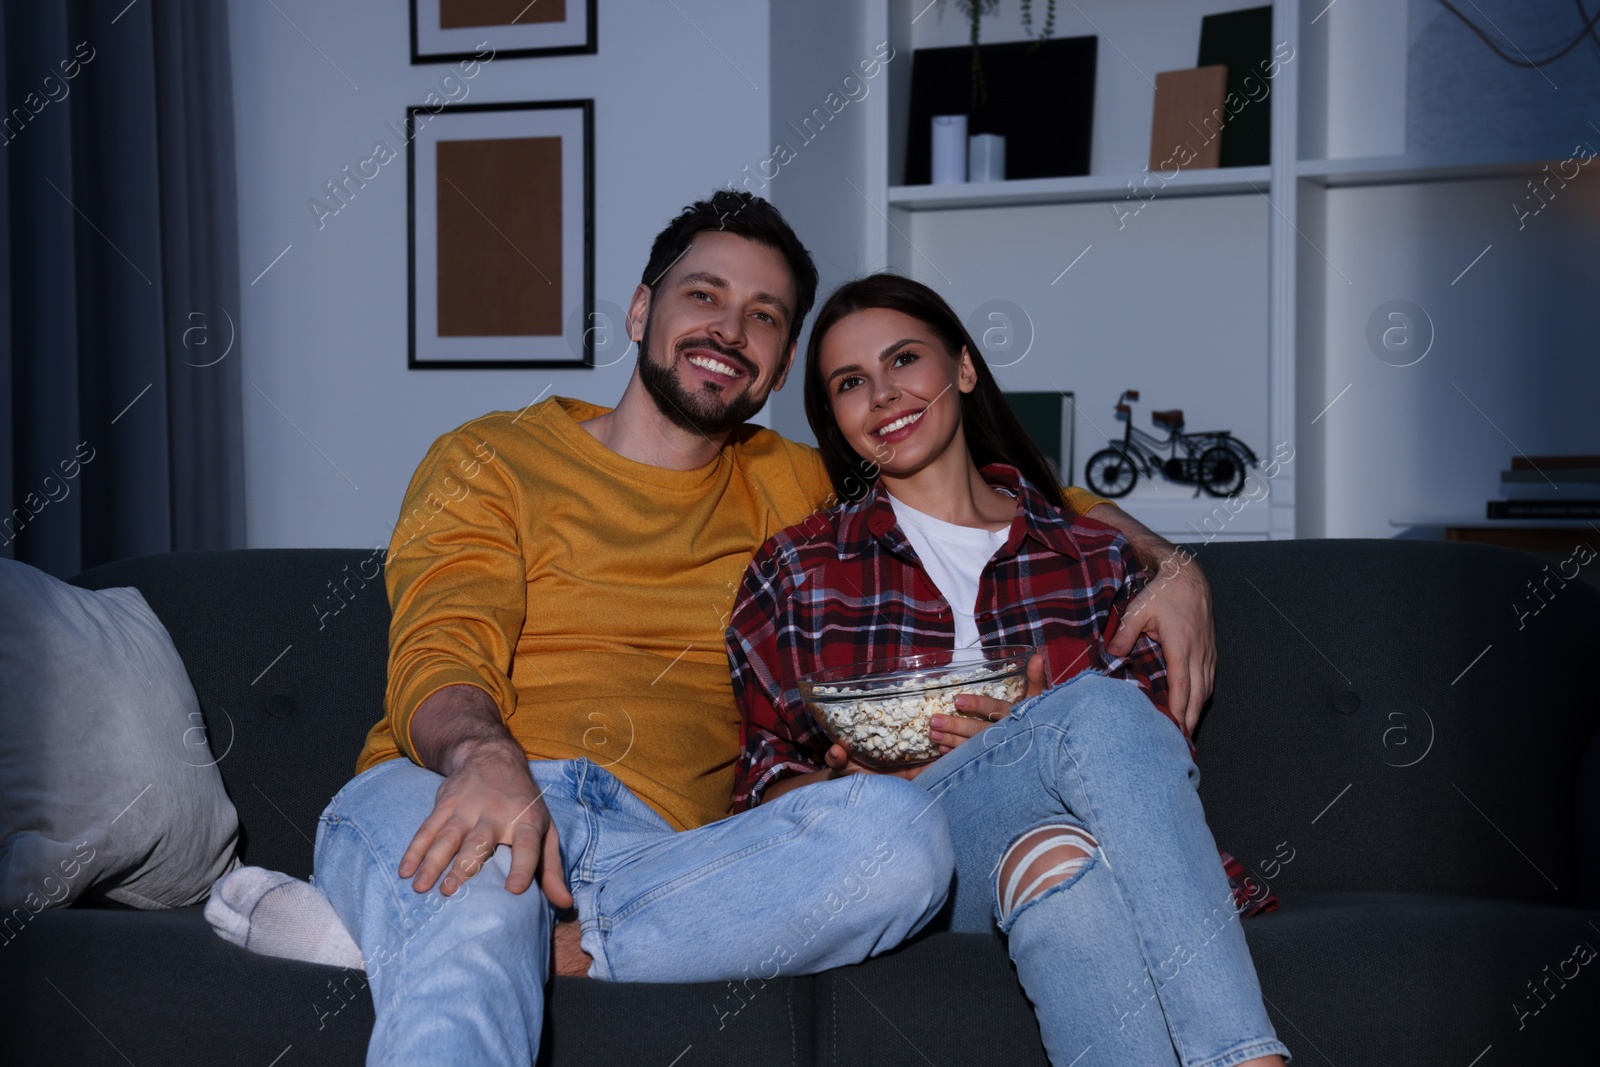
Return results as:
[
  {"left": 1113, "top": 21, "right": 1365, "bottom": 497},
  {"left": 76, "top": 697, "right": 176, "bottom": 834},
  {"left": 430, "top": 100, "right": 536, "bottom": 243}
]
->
[{"left": 807, "top": 665, "right": 1028, "bottom": 764}]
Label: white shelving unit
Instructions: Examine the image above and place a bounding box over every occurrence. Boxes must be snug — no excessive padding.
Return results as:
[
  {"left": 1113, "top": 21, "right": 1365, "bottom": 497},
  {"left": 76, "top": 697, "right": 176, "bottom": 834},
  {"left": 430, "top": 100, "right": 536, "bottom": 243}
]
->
[
  {"left": 854, "top": 0, "right": 1298, "bottom": 542},
  {"left": 767, "top": 0, "right": 1595, "bottom": 542},
  {"left": 887, "top": 166, "right": 1273, "bottom": 210}
]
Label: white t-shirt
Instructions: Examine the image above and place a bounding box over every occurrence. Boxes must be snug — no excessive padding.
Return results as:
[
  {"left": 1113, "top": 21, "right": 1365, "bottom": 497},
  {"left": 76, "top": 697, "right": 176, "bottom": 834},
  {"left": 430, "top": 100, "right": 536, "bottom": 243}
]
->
[{"left": 887, "top": 493, "right": 1013, "bottom": 649}]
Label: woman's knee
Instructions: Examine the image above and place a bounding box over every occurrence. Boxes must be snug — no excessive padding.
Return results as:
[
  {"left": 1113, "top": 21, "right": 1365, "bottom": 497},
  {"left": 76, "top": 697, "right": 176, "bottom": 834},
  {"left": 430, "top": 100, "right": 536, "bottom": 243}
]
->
[
  {"left": 995, "top": 822, "right": 1098, "bottom": 930},
  {"left": 1033, "top": 674, "right": 1188, "bottom": 762}
]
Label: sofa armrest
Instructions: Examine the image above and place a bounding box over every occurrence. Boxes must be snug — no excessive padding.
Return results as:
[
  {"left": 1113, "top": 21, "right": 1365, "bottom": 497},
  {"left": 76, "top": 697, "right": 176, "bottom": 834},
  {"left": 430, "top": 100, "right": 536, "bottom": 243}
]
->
[{"left": 1578, "top": 724, "right": 1600, "bottom": 909}]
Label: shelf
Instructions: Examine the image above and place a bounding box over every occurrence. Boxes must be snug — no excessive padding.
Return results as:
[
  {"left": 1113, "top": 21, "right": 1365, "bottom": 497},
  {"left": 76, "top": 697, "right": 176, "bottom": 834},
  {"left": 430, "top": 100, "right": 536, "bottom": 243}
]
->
[
  {"left": 1297, "top": 154, "right": 1553, "bottom": 188},
  {"left": 1390, "top": 518, "right": 1600, "bottom": 530},
  {"left": 1111, "top": 493, "right": 1274, "bottom": 541},
  {"left": 886, "top": 166, "right": 1272, "bottom": 211}
]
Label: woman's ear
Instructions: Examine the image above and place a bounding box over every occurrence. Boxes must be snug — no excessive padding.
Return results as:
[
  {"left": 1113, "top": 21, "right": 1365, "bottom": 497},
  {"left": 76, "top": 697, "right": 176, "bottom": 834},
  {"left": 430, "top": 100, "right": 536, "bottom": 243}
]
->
[{"left": 956, "top": 347, "right": 979, "bottom": 394}]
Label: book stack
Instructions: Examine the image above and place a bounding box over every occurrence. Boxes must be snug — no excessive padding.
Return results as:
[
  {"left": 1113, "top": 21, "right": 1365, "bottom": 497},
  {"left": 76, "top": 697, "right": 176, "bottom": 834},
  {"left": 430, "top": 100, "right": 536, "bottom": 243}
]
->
[{"left": 1490, "top": 456, "right": 1600, "bottom": 519}]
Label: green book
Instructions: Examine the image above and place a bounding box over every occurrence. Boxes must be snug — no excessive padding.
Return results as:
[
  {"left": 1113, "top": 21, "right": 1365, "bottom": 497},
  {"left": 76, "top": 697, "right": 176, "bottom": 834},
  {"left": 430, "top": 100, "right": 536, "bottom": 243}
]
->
[{"left": 1197, "top": 5, "right": 1272, "bottom": 168}]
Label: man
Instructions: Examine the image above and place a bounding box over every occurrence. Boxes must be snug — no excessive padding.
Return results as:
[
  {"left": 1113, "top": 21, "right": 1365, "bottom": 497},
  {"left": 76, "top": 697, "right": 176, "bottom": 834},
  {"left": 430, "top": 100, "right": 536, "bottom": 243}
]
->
[{"left": 313, "top": 191, "right": 1217, "bottom": 1062}]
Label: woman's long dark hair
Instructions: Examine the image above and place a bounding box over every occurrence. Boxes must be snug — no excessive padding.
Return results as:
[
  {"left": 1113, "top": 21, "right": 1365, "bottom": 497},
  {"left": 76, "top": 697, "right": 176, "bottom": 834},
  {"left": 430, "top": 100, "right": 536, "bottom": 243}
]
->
[{"left": 802, "top": 273, "right": 1069, "bottom": 512}]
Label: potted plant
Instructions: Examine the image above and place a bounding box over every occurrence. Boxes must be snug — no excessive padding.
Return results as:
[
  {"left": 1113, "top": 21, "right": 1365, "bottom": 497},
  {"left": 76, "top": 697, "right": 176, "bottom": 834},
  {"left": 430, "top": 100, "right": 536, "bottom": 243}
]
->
[{"left": 952, "top": 0, "right": 1058, "bottom": 108}]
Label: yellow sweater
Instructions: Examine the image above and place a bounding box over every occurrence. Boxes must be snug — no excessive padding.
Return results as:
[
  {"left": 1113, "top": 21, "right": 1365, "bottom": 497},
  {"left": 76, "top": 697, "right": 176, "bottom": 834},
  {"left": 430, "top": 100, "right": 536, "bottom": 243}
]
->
[{"left": 355, "top": 396, "right": 1110, "bottom": 830}]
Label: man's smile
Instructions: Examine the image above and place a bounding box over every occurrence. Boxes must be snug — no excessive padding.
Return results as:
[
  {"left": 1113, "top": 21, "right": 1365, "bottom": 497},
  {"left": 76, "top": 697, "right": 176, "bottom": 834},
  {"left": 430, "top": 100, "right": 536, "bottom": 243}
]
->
[{"left": 685, "top": 351, "right": 743, "bottom": 380}]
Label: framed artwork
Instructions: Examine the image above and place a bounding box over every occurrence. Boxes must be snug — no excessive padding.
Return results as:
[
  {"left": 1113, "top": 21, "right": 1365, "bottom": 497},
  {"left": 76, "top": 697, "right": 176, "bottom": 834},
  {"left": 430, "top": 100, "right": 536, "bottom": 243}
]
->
[
  {"left": 411, "top": 0, "right": 597, "bottom": 63},
  {"left": 408, "top": 99, "right": 594, "bottom": 370}
]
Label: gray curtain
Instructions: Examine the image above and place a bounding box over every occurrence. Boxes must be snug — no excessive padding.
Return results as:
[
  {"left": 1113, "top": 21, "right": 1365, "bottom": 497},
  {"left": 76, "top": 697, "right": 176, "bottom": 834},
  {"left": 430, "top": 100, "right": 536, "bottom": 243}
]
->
[{"left": 0, "top": 0, "right": 245, "bottom": 579}]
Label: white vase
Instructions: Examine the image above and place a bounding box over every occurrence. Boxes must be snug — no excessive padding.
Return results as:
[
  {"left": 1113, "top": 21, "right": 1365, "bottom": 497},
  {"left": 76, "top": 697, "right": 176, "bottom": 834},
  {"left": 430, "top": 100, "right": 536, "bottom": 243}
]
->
[
  {"left": 931, "top": 115, "right": 968, "bottom": 184},
  {"left": 968, "top": 134, "right": 1006, "bottom": 183}
]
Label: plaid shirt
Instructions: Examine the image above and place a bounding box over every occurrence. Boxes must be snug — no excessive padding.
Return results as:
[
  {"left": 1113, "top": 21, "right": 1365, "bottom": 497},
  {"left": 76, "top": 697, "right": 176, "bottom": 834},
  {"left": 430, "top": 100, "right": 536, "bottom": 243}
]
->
[{"left": 726, "top": 464, "right": 1275, "bottom": 917}]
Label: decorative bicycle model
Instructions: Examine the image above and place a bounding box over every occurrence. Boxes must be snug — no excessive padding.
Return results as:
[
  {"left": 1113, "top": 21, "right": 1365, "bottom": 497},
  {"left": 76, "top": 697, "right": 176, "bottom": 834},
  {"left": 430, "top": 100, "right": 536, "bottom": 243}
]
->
[{"left": 1083, "top": 390, "right": 1259, "bottom": 499}]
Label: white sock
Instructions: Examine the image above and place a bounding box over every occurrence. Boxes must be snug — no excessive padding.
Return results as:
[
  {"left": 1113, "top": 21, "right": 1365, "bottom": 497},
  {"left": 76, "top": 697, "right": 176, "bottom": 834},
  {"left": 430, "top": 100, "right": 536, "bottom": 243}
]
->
[{"left": 205, "top": 866, "right": 365, "bottom": 970}]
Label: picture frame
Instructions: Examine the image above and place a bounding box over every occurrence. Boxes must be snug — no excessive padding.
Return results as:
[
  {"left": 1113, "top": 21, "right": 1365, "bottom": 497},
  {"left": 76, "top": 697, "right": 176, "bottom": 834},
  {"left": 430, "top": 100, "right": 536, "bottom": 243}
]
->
[
  {"left": 407, "top": 99, "right": 594, "bottom": 370},
  {"left": 411, "top": 0, "right": 597, "bottom": 64}
]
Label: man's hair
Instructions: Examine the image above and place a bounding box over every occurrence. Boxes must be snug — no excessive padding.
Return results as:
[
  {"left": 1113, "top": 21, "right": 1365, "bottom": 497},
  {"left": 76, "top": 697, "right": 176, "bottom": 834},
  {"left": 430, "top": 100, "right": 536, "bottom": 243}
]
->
[{"left": 640, "top": 191, "right": 819, "bottom": 350}]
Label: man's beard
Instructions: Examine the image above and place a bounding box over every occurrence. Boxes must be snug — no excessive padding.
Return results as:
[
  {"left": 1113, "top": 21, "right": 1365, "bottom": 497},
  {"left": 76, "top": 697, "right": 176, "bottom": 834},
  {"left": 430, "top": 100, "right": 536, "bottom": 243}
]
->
[{"left": 636, "top": 314, "right": 768, "bottom": 437}]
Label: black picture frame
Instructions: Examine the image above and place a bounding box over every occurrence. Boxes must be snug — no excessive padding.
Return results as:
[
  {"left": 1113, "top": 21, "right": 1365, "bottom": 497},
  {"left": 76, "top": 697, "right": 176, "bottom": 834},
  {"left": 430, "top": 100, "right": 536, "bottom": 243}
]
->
[
  {"left": 410, "top": 0, "right": 597, "bottom": 65},
  {"left": 407, "top": 99, "right": 595, "bottom": 370}
]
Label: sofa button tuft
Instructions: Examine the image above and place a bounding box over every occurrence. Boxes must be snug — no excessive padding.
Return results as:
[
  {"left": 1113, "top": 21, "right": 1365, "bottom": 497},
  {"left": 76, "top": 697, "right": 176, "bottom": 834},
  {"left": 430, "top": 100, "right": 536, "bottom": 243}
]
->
[
  {"left": 1331, "top": 689, "right": 1360, "bottom": 715},
  {"left": 267, "top": 694, "right": 294, "bottom": 719}
]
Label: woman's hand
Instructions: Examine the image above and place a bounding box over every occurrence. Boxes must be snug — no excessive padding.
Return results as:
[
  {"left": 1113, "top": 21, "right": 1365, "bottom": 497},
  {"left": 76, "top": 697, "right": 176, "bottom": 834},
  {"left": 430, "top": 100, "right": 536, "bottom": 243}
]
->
[{"left": 936, "top": 653, "right": 1047, "bottom": 754}]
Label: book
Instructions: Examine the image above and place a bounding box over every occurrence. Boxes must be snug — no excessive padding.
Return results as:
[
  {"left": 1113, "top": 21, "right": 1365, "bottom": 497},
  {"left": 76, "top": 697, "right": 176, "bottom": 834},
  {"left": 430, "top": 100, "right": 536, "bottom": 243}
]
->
[
  {"left": 1511, "top": 455, "right": 1600, "bottom": 470},
  {"left": 1501, "top": 469, "right": 1600, "bottom": 484},
  {"left": 1496, "top": 482, "right": 1600, "bottom": 500},
  {"left": 1149, "top": 66, "right": 1227, "bottom": 172},
  {"left": 1487, "top": 500, "right": 1600, "bottom": 519},
  {"left": 1197, "top": 5, "right": 1272, "bottom": 167}
]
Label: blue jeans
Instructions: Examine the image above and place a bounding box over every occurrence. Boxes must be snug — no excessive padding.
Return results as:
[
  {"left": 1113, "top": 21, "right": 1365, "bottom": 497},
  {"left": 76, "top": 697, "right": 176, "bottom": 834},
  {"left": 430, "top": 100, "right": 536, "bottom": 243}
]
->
[
  {"left": 913, "top": 671, "right": 1291, "bottom": 1067},
  {"left": 312, "top": 755, "right": 953, "bottom": 1065}
]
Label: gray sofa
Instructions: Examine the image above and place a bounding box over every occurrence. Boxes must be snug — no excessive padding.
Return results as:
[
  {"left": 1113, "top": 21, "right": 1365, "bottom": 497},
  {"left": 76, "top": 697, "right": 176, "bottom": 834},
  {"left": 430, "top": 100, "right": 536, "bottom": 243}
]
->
[{"left": 4, "top": 538, "right": 1597, "bottom": 1064}]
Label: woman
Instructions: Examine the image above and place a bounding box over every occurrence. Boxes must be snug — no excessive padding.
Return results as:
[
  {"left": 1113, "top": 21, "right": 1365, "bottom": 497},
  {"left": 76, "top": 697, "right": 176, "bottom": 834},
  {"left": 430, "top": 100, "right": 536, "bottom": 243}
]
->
[{"left": 726, "top": 274, "right": 1290, "bottom": 1067}]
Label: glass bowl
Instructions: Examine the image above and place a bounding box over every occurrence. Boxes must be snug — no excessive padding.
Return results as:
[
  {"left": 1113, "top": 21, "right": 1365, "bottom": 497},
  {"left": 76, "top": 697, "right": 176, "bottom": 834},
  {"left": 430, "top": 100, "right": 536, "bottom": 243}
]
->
[{"left": 797, "top": 645, "right": 1036, "bottom": 769}]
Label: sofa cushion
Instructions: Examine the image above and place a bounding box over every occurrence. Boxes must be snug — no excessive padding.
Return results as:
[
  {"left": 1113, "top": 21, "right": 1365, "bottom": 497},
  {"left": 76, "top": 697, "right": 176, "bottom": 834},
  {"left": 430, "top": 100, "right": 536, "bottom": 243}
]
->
[{"left": 0, "top": 558, "right": 240, "bottom": 911}]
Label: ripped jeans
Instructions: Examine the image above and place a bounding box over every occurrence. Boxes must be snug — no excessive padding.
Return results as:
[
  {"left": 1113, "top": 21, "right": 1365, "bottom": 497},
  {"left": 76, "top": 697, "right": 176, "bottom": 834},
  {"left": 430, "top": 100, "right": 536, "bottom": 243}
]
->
[{"left": 912, "top": 671, "right": 1291, "bottom": 1067}]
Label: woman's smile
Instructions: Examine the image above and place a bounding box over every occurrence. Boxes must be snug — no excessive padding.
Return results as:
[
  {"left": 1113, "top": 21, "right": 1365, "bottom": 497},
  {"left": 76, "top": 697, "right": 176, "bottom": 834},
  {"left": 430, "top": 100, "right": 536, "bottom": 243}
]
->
[{"left": 871, "top": 407, "right": 926, "bottom": 441}]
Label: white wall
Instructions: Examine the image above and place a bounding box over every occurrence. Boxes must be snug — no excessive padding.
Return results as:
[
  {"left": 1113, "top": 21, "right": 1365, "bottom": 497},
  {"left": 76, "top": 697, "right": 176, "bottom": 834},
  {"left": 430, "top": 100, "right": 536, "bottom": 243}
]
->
[
  {"left": 229, "top": 0, "right": 772, "bottom": 549},
  {"left": 765, "top": 0, "right": 878, "bottom": 444}
]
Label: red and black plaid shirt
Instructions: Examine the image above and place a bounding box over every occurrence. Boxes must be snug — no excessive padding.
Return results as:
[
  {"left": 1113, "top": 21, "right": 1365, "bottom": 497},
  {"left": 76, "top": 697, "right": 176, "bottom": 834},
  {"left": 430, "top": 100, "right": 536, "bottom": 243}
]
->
[{"left": 726, "top": 464, "right": 1275, "bottom": 917}]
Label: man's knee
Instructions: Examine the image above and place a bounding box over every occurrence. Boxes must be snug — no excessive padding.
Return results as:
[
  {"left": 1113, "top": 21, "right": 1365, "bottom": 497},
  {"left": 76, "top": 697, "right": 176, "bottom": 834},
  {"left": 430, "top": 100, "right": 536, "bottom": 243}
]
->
[
  {"left": 321, "top": 759, "right": 439, "bottom": 828},
  {"left": 996, "top": 823, "right": 1097, "bottom": 928}
]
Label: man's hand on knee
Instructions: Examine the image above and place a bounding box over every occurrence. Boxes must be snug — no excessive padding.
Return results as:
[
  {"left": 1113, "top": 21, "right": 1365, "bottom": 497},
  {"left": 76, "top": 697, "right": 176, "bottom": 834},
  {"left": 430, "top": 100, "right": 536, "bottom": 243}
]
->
[{"left": 397, "top": 686, "right": 572, "bottom": 906}]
